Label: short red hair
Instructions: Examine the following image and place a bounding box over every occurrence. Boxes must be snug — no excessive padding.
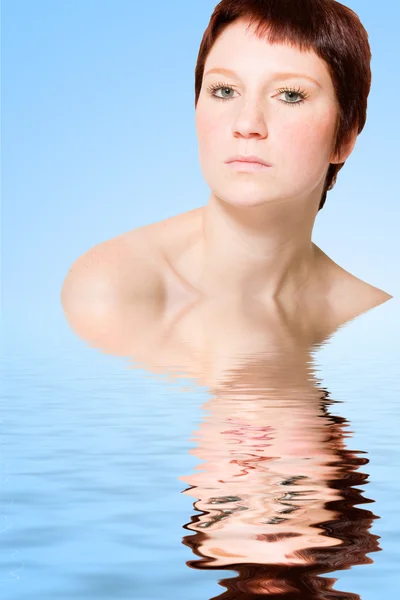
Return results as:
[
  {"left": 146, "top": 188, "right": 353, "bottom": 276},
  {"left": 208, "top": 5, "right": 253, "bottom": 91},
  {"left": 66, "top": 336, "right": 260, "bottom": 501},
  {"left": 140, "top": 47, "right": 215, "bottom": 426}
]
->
[{"left": 194, "top": 0, "right": 372, "bottom": 211}]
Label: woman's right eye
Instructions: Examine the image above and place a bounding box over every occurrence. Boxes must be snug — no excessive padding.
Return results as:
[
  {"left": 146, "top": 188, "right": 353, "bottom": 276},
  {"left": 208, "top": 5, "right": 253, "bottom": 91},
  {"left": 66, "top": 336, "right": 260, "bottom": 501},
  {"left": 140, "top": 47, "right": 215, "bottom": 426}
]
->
[{"left": 206, "top": 83, "right": 237, "bottom": 101}]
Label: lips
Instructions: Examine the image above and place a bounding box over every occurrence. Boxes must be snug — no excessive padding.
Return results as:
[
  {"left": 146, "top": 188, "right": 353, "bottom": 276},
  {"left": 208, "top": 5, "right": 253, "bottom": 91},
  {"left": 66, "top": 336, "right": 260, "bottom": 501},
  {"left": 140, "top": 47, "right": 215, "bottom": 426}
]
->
[{"left": 226, "top": 155, "right": 271, "bottom": 167}]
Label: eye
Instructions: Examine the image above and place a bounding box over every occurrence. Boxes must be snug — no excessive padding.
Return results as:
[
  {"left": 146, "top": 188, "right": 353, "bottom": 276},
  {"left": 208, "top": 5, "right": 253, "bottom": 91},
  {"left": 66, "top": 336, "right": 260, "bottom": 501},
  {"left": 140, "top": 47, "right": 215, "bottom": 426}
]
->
[
  {"left": 206, "top": 81, "right": 238, "bottom": 101},
  {"left": 276, "top": 86, "right": 310, "bottom": 107}
]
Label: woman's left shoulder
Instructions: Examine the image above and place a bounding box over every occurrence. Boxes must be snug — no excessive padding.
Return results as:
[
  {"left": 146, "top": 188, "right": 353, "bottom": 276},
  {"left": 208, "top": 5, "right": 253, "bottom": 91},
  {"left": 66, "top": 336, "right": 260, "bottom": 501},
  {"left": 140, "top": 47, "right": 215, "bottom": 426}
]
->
[
  {"left": 329, "top": 269, "right": 393, "bottom": 323},
  {"left": 314, "top": 246, "right": 393, "bottom": 312}
]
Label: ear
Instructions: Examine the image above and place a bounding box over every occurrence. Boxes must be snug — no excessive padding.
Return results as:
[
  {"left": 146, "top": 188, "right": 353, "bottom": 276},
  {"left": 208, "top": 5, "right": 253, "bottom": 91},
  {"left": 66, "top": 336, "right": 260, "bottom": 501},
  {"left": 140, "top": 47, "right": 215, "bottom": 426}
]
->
[{"left": 330, "top": 126, "right": 358, "bottom": 164}]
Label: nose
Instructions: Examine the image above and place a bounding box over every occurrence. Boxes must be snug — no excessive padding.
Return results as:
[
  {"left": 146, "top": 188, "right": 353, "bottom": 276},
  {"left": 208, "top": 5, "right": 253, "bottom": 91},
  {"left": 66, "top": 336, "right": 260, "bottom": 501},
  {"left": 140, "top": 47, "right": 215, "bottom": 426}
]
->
[{"left": 232, "top": 100, "right": 269, "bottom": 139}]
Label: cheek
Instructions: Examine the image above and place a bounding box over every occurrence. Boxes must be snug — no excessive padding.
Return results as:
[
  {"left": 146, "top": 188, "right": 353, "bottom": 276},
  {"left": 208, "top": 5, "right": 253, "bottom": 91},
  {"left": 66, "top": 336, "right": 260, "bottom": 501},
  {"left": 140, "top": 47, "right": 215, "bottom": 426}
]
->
[
  {"left": 278, "top": 111, "right": 336, "bottom": 170},
  {"left": 196, "top": 109, "right": 221, "bottom": 149}
]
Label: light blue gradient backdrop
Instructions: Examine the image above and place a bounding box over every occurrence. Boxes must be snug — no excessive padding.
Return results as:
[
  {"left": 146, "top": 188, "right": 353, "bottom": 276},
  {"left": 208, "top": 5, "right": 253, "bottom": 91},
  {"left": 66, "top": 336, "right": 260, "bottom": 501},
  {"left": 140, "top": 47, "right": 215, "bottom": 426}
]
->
[{"left": 2, "top": 0, "right": 399, "bottom": 333}]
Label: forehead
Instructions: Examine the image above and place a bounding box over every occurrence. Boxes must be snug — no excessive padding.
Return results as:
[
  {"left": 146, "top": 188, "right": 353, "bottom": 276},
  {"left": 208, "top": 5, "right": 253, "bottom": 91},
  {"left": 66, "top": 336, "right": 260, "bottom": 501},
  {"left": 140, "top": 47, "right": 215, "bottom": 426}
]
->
[{"left": 205, "top": 19, "right": 332, "bottom": 87}]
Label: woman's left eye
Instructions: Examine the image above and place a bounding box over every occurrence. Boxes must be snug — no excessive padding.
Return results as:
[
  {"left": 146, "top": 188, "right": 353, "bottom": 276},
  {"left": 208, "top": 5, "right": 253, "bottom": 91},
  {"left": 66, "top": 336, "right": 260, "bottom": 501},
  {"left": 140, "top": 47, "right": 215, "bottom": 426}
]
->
[
  {"left": 276, "top": 86, "right": 309, "bottom": 106},
  {"left": 206, "top": 82, "right": 309, "bottom": 106}
]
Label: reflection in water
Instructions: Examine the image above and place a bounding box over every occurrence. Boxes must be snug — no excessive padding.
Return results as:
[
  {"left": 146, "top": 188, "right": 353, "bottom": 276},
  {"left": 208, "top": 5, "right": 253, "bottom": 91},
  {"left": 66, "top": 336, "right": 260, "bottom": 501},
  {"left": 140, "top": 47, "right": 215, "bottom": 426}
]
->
[
  {"left": 62, "top": 289, "right": 385, "bottom": 599},
  {"left": 181, "top": 384, "right": 380, "bottom": 599}
]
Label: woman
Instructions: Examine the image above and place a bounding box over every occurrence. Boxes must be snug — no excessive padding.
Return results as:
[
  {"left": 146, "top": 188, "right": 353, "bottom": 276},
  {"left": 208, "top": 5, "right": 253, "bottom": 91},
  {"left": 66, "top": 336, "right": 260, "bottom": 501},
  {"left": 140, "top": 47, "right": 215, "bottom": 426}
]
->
[{"left": 61, "top": 0, "right": 392, "bottom": 353}]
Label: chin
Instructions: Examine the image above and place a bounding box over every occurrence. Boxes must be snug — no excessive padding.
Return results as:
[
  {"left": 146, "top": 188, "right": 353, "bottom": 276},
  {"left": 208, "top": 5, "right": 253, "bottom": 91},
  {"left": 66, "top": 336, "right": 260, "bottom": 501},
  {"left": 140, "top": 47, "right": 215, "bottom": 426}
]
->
[
  {"left": 226, "top": 197, "right": 274, "bottom": 208},
  {"left": 215, "top": 187, "right": 283, "bottom": 208}
]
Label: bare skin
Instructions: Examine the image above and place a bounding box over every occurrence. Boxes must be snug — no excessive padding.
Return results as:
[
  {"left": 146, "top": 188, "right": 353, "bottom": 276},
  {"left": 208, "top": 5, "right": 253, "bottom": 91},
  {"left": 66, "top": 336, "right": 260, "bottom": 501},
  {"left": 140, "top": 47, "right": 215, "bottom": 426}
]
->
[{"left": 60, "top": 206, "right": 391, "bottom": 380}]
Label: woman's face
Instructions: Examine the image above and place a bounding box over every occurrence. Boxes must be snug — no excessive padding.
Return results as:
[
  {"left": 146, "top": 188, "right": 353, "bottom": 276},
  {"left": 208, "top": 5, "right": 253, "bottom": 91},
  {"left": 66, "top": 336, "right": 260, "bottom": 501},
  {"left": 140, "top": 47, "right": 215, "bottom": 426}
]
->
[{"left": 195, "top": 19, "right": 343, "bottom": 209}]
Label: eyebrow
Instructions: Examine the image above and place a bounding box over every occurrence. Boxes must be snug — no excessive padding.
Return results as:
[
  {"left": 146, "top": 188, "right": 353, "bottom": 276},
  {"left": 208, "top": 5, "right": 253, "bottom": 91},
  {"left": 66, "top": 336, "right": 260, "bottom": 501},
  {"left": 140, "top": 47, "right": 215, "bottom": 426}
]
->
[{"left": 204, "top": 67, "right": 321, "bottom": 88}]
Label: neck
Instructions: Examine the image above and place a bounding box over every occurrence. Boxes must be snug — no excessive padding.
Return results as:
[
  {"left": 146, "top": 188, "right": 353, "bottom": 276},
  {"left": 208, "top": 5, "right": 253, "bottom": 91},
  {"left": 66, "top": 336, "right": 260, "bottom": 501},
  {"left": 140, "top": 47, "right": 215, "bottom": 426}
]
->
[{"left": 197, "top": 190, "right": 321, "bottom": 302}]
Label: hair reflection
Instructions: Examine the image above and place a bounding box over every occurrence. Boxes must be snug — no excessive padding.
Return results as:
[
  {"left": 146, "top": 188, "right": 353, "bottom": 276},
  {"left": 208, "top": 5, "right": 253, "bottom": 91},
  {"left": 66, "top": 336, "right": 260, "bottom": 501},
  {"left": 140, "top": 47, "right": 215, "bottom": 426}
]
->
[{"left": 180, "top": 385, "right": 380, "bottom": 600}]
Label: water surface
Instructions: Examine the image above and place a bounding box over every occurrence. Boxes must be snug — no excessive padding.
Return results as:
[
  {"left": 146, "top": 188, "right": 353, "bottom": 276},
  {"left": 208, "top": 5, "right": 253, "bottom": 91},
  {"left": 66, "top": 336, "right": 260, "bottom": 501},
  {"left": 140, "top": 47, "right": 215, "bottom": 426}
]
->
[{"left": 1, "top": 298, "right": 399, "bottom": 599}]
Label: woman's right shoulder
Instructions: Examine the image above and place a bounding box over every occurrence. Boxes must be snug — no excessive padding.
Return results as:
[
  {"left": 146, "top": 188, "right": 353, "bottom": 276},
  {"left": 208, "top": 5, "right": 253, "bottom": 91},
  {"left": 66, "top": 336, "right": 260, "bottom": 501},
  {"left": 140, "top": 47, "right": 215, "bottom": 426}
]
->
[
  {"left": 60, "top": 230, "right": 166, "bottom": 344},
  {"left": 62, "top": 229, "right": 164, "bottom": 300}
]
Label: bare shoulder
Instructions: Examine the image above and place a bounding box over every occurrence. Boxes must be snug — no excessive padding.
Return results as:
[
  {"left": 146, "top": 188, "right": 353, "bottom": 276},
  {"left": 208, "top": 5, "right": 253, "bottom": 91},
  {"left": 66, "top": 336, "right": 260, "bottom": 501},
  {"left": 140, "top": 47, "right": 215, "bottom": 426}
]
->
[
  {"left": 329, "top": 266, "right": 393, "bottom": 322},
  {"left": 61, "top": 230, "right": 164, "bottom": 305},
  {"left": 60, "top": 230, "right": 166, "bottom": 352},
  {"left": 310, "top": 245, "right": 393, "bottom": 328},
  {"left": 60, "top": 208, "right": 202, "bottom": 352}
]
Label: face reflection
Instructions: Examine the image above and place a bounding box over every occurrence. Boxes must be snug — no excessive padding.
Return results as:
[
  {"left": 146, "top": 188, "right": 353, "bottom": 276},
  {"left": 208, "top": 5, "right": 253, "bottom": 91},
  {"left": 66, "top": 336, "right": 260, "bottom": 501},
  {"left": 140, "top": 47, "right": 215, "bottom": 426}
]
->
[{"left": 195, "top": 18, "right": 340, "bottom": 208}]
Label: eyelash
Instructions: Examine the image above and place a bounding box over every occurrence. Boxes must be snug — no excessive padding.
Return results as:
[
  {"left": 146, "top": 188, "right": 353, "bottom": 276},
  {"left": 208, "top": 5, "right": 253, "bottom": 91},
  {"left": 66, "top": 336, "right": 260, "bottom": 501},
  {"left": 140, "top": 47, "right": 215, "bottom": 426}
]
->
[{"left": 205, "top": 81, "right": 310, "bottom": 106}]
